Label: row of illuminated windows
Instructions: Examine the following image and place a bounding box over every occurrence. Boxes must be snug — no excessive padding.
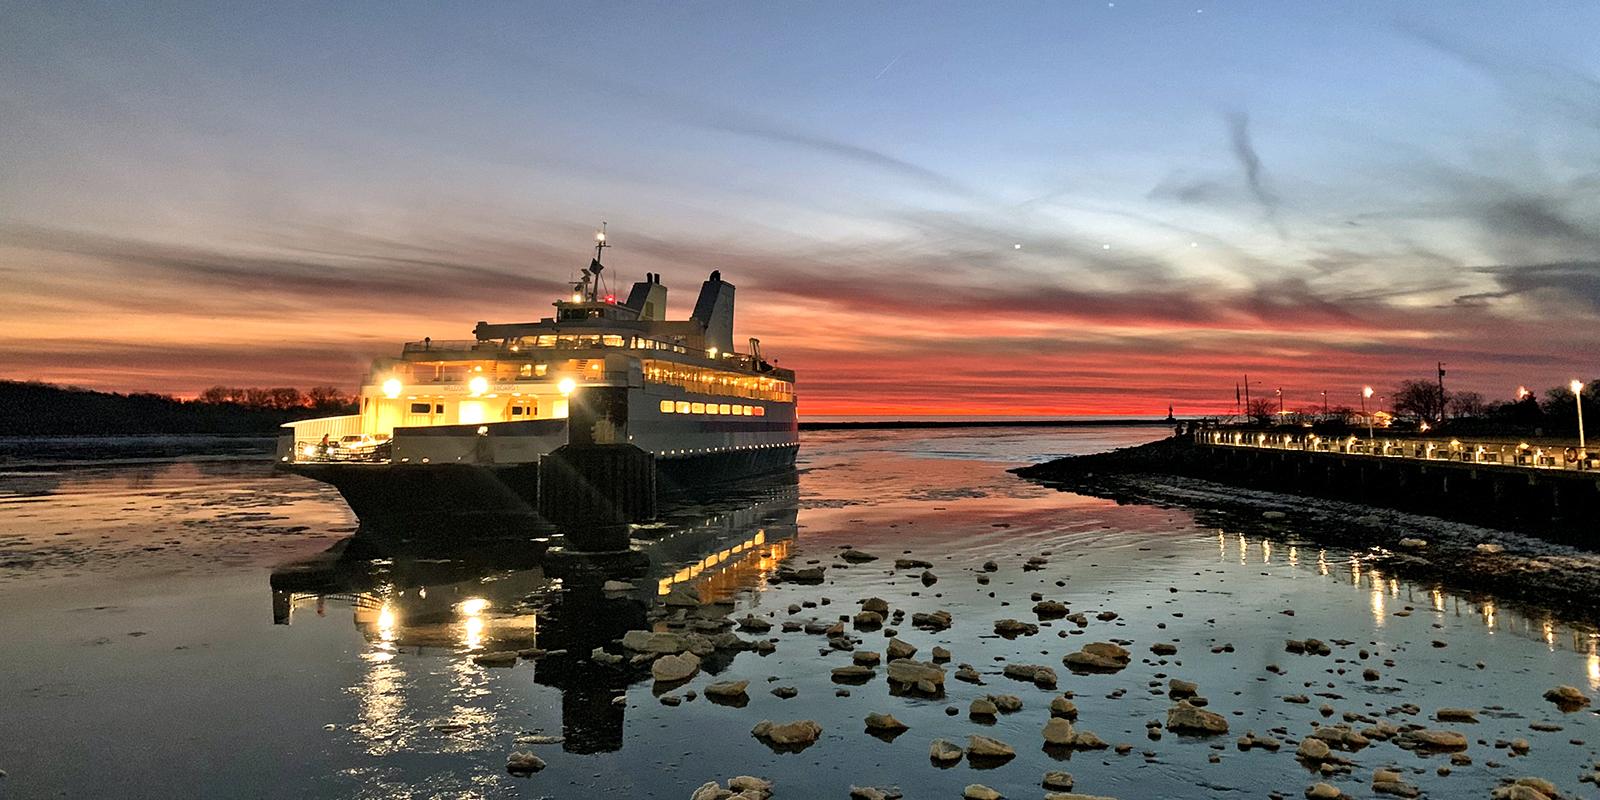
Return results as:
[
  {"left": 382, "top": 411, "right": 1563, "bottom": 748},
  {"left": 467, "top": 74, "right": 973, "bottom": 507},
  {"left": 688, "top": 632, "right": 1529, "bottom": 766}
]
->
[
  {"left": 512, "top": 333, "right": 687, "bottom": 353},
  {"left": 642, "top": 359, "right": 794, "bottom": 402},
  {"left": 659, "top": 400, "right": 767, "bottom": 417},
  {"left": 403, "top": 400, "right": 541, "bottom": 417}
]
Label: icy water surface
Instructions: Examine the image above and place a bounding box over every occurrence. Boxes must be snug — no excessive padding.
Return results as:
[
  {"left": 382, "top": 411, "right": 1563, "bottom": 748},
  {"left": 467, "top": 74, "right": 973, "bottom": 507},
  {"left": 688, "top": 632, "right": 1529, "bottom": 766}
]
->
[{"left": 2, "top": 426, "right": 1599, "bottom": 799}]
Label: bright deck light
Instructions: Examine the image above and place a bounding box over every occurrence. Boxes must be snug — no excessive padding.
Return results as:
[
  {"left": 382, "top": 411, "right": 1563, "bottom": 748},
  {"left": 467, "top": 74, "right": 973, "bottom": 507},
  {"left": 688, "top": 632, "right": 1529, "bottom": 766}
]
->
[
  {"left": 382, "top": 378, "right": 402, "bottom": 398},
  {"left": 557, "top": 377, "right": 576, "bottom": 395},
  {"left": 468, "top": 376, "right": 489, "bottom": 396}
]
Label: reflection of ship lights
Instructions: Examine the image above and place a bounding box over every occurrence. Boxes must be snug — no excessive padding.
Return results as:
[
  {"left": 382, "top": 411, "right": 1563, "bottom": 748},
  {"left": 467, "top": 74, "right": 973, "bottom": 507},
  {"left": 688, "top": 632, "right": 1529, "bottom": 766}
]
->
[
  {"left": 1543, "top": 619, "right": 1556, "bottom": 649},
  {"left": 459, "top": 596, "right": 489, "bottom": 650},
  {"left": 1482, "top": 601, "right": 1497, "bottom": 630},
  {"left": 1589, "top": 653, "right": 1600, "bottom": 690},
  {"left": 657, "top": 529, "right": 784, "bottom": 600},
  {"left": 1287, "top": 546, "right": 1298, "bottom": 567},
  {"left": 1431, "top": 588, "right": 1444, "bottom": 612},
  {"left": 377, "top": 604, "right": 397, "bottom": 643}
]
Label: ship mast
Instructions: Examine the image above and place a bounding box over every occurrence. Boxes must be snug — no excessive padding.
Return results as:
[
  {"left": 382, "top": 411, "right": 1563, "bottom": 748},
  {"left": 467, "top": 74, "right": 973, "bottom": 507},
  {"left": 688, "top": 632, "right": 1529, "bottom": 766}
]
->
[{"left": 586, "top": 222, "right": 609, "bottom": 302}]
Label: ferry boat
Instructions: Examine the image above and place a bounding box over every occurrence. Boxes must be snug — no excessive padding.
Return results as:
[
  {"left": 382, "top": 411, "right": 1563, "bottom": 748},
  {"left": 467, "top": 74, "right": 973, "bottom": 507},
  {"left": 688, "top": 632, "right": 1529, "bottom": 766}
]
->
[{"left": 276, "top": 230, "right": 799, "bottom": 532}]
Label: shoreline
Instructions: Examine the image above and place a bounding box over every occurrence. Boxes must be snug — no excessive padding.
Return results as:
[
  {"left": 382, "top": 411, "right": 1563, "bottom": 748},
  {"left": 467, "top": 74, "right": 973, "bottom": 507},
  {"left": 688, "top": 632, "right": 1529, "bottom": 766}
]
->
[{"left": 1013, "top": 438, "right": 1600, "bottom": 625}]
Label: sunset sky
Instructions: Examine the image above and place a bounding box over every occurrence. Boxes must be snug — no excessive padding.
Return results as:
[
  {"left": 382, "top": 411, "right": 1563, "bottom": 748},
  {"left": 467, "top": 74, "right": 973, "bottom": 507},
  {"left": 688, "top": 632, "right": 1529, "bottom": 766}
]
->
[{"left": 3, "top": 3, "right": 1598, "bottom": 416}]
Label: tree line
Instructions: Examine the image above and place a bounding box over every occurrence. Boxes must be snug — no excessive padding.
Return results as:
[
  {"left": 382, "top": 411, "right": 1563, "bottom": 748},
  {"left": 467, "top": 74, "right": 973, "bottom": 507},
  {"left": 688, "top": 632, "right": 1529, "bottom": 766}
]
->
[
  {"left": 0, "top": 380, "right": 356, "bottom": 436},
  {"left": 195, "top": 385, "right": 353, "bottom": 411},
  {"left": 1242, "top": 376, "right": 1597, "bottom": 437}
]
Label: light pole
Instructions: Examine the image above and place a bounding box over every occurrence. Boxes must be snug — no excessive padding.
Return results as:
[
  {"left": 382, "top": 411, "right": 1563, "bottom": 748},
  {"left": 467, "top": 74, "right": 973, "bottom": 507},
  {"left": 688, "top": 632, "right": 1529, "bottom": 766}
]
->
[
  {"left": 1436, "top": 362, "right": 1447, "bottom": 423},
  {"left": 1243, "top": 375, "right": 1261, "bottom": 422},
  {"left": 1574, "top": 380, "right": 1587, "bottom": 456},
  {"left": 1362, "top": 386, "right": 1375, "bottom": 441}
]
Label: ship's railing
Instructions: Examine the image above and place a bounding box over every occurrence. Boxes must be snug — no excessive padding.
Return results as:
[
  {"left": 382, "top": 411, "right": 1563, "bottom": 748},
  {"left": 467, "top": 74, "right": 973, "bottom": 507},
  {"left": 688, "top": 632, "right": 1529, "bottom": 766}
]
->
[
  {"left": 292, "top": 439, "right": 392, "bottom": 463},
  {"left": 280, "top": 414, "right": 365, "bottom": 443},
  {"left": 1200, "top": 429, "right": 1600, "bottom": 472},
  {"left": 402, "top": 335, "right": 692, "bottom": 355},
  {"left": 401, "top": 339, "right": 485, "bottom": 353}
]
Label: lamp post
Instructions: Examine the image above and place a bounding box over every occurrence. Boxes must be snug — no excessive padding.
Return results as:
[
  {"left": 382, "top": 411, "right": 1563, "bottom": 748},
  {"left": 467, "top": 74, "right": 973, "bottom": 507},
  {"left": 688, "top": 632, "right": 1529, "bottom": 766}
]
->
[
  {"left": 1362, "top": 386, "right": 1375, "bottom": 441},
  {"left": 1574, "top": 380, "right": 1587, "bottom": 456}
]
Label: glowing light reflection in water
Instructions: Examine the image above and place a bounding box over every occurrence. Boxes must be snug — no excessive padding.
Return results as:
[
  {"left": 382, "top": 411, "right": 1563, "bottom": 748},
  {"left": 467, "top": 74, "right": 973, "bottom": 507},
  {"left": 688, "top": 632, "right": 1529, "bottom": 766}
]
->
[{"left": 1200, "top": 532, "right": 1590, "bottom": 651}]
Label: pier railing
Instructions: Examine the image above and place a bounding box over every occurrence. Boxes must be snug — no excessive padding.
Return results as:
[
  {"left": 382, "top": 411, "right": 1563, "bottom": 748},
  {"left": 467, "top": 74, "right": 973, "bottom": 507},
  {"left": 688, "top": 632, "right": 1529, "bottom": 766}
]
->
[{"left": 1199, "top": 429, "right": 1599, "bottom": 472}]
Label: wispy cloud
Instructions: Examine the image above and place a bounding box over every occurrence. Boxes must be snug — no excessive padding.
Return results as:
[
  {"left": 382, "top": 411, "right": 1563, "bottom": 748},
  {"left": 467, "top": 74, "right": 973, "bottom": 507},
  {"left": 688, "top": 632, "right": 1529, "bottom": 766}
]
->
[{"left": 1224, "top": 111, "right": 1284, "bottom": 235}]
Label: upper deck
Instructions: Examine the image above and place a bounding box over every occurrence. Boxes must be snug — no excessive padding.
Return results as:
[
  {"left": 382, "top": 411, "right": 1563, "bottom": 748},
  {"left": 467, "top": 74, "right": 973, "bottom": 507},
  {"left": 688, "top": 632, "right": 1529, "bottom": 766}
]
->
[{"left": 394, "top": 333, "right": 795, "bottom": 384}]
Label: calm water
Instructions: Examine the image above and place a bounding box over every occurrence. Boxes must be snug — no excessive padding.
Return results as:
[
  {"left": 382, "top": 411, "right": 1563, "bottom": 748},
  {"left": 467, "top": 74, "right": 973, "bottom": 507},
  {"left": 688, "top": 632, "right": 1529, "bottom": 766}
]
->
[{"left": 2, "top": 427, "right": 1598, "bottom": 799}]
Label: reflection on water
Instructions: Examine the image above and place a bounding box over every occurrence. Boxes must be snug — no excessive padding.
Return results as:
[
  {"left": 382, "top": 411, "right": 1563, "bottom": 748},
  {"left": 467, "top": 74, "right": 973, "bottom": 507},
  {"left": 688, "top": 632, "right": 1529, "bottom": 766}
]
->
[
  {"left": 269, "top": 471, "right": 800, "bottom": 755},
  {"left": 1213, "top": 526, "right": 1600, "bottom": 661},
  {"left": 265, "top": 444, "right": 1600, "bottom": 793},
  {"left": 9, "top": 427, "right": 1600, "bottom": 799}
]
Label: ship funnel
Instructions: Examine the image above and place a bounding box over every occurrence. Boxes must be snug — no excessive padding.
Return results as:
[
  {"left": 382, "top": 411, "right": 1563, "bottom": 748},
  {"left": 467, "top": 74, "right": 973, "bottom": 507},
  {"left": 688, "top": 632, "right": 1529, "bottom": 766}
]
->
[
  {"left": 691, "top": 271, "right": 735, "bottom": 355},
  {"left": 625, "top": 273, "right": 667, "bottom": 320}
]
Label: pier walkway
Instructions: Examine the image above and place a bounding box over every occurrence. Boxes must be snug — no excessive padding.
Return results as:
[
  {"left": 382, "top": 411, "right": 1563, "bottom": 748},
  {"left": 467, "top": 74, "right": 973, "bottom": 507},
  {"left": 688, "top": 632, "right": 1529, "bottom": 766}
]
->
[
  {"left": 1199, "top": 429, "right": 1598, "bottom": 473},
  {"left": 1188, "top": 428, "right": 1599, "bottom": 532}
]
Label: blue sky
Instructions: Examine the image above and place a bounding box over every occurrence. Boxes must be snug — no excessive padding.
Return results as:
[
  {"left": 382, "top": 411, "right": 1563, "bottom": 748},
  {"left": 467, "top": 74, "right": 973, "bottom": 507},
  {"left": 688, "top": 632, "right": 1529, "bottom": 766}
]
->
[{"left": 3, "top": 2, "right": 1598, "bottom": 413}]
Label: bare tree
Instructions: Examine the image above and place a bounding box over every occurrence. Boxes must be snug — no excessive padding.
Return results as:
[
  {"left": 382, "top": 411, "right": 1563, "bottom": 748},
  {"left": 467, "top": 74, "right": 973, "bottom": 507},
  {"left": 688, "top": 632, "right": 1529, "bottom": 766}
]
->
[
  {"left": 267, "top": 387, "right": 304, "bottom": 409},
  {"left": 1246, "top": 398, "right": 1276, "bottom": 424},
  {"left": 1391, "top": 379, "right": 1445, "bottom": 421},
  {"left": 307, "top": 386, "right": 348, "bottom": 409},
  {"left": 198, "top": 386, "right": 234, "bottom": 404},
  {"left": 1447, "top": 390, "right": 1485, "bottom": 418}
]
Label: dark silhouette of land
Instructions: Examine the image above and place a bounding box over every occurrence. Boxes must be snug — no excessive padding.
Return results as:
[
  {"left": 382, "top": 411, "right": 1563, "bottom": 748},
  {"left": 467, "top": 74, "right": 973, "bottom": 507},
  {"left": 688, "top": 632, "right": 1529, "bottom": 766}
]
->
[{"left": 0, "top": 380, "right": 356, "bottom": 436}]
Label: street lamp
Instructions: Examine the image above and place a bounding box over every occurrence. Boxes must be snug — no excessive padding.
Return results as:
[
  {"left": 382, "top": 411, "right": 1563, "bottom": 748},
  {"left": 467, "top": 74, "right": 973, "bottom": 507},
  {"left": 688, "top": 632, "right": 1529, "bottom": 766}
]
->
[
  {"left": 1574, "top": 380, "right": 1587, "bottom": 456},
  {"left": 1362, "top": 386, "right": 1375, "bottom": 441}
]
